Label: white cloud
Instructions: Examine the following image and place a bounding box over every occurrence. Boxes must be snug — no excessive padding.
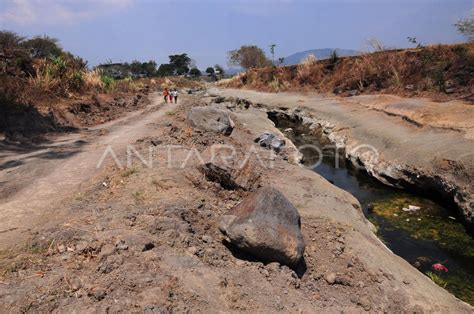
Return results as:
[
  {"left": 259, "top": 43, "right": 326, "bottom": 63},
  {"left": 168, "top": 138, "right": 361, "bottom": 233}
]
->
[{"left": 0, "top": 0, "right": 134, "bottom": 25}]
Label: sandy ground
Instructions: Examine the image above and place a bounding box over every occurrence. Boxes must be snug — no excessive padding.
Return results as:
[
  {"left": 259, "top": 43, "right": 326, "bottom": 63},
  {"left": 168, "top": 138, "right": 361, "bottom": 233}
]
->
[{"left": 0, "top": 90, "right": 472, "bottom": 312}]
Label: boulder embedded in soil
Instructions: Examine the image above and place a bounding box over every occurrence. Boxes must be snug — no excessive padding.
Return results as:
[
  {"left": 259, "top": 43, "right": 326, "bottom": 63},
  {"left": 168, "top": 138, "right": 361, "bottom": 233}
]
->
[
  {"left": 219, "top": 187, "right": 305, "bottom": 266},
  {"left": 187, "top": 107, "right": 234, "bottom": 135},
  {"left": 254, "top": 132, "right": 286, "bottom": 152}
]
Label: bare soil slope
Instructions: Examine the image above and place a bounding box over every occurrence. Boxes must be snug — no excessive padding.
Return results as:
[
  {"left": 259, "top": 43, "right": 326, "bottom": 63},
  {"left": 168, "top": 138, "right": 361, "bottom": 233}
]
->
[{"left": 0, "top": 91, "right": 471, "bottom": 312}]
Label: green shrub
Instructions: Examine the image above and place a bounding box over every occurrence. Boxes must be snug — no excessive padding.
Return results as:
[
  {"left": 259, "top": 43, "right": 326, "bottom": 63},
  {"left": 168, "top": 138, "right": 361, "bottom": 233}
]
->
[{"left": 100, "top": 75, "right": 115, "bottom": 90}]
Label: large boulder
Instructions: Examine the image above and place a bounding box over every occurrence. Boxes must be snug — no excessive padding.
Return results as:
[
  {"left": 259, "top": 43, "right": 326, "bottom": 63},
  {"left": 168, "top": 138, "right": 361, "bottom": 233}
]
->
[
  {"left": 187, "top": 107, "right": 234, "bottom": 135},
  {"left": 219, "top": 187, "right": 305, "bottom": 266}
]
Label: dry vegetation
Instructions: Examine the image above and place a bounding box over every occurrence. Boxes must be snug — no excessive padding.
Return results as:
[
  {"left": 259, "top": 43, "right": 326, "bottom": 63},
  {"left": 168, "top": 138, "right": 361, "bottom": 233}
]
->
[
  {"left": 224, "top": 43, "right": 474, "bottom": 102},
  {"left": 0, "top": 31, "right": 201, "bottom": 142}
]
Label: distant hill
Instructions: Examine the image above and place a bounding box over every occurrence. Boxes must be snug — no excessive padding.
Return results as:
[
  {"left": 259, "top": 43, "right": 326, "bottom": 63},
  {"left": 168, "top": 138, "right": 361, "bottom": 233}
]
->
[
  {"left": 224, "top": 68, "right": 244, "bottom": 76},
  {"left": 283, "top": 48, "right": 359, "bottom": 65}
]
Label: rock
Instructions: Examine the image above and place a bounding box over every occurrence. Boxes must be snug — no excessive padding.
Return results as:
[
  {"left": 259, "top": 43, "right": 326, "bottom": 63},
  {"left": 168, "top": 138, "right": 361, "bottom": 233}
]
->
[
  {"left": 405, "top": 84, "right": 415, "bottom": 91},
  {"left": 347, "top": 89, "right": 360, "bottom": 96},
  {"left": 57, "top": 244, "right": 66, "bottom": 253},
  {"left": 187, "top": 107, "right": 234, "bottom": 135},
  {"left": 254, "top": 132, "right": 286, "bottom": 152},
  {"left": 89, "top": 288, "right": 106, "bottom": 301},
  {"left": 357, "top": 296, "right": 372, "bottom": 311},
  {"left": 187, "top": 246, "right": 199, "bottom": 255},
  {"left": 445, "top": 88, "right": 455, "bottom": 94},
  {"left": 75, "top": 241, "right": 89, "bottom": 253},
  {"left": 144, "top": 305, "right": 169, "bottom": 314},
  {"left": 142, "top": 242, "right": 155, "bottom": 252},
  {"left": 98, "top": 244, "right": 116, "bottom": 261},
  {"left": 408, "top": 205, "right": 420, "bottom": 211},
  {"left": 202, "top": 235, "right": 212, "bottom": 243},
  {"left": 266, "top": 262, "right": 281, "bottom": 272},
  {"left": 219, "top": 187, "right": 305, "bottom": 266},
  {"left": 325, "top": 272, "right": 336, "bottom": 284},
  {"left": 115, "top": 240, "right": 128, "bottom": 250}
]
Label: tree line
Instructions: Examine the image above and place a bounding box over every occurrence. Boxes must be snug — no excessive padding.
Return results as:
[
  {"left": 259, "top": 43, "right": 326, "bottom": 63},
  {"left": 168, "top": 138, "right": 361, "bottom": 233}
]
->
[{"left": 98, "top": 54, "right": 226, "bottom": 79}]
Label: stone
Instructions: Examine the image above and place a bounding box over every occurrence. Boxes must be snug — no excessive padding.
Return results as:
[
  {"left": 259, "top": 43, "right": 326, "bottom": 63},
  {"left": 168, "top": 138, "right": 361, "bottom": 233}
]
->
[
  {"left": 98, "top": 244, "right": 116, "bottom": 261},
  {"left": 445, "top": 88, "right": 455, "bottom": 94},
  {"left": 219, "top": 187, "right": 305, "bottom": 266},
  {"left": 142, "top": 242, "right": 155, "bottom": 252},
  {"left": 187, "top": 246, "right": 199, "bottom": 255},
  {"left": 57, "top": 244, "right": 66, "bottom": 253},
  {"left": 325, "top": 272, "right": 336, "bottom": 284},
  {"left": 254, "top": 132, "right": 286, "bottom": 152},
  {"left": 115, "top": 240, "right": 128, "bottom": 250},
  {"left": 187, "top": 107, "right": 234, "bottom": 135},
  {"left": 347, "top": 89, "right": 360, "bottom": 96},
  {"left": 405, "top": 84, "right": 415, "bottom": 91},
  {"left": 202, "top": 235, "right": 212, "bottom": 243}
]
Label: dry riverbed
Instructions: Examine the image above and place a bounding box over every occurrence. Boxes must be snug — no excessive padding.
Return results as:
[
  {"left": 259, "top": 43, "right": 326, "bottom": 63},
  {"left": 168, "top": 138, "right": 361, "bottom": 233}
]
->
[{"left": 0, "top": 91, "right": 472, "bottom": 312}]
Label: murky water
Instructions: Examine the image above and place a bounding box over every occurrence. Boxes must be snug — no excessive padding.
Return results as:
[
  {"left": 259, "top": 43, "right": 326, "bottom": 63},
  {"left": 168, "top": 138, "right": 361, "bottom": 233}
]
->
[{"left": 271, "top": 114, "right": 474, "bottom": 304}]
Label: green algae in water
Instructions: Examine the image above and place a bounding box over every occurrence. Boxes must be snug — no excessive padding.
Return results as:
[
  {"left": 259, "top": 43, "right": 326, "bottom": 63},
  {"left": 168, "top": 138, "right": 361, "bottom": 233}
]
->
[
  {"left": 368, "top": 194, "right": 474, "bottom": 304},
  {"left": 270, "top": 116, "right": 474, "bottom": 304}
]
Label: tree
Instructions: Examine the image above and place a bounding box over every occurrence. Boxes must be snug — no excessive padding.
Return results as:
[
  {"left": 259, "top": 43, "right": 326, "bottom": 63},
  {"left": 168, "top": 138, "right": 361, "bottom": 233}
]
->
[
  {"left": 0, "top": 30, "right": 25, "bottom": 49},
  {"left": 330, "top": 50, "right": 339, "bottom": 64},
  {"left": 169, "top": 53, "right": 191, "bottom": 75},
  {"left": 228, "top": 45, "right": 271, "bottom": 69},
  {"left": 455, "top": 15, "right": 474, "bottom": 41},
  {"left": 214, "top": 64, "right": 225, "bottom": 76},
  {"left": 189, "top": 67, "right": 201, "bottom": 77},
  {"left": 22, "top": 35, "right": 63, "bottom": 58},
  {"left": 269, "top": 44, "right": 276, "bottom": 63},
  {"left": 157, "top": 63, "right": 175, "bottom": 76},
  {"left": 278, "top": 57, "right": 285, "bottom": 66},
  {"left": 206, "top": 67, "right": 215, "bottom": 76},
  {"left": 141, "top": 60, "right": 157, "bottom": 77},
  {"left": 129, "top": 60, "right": 143, "bottom": 77}
]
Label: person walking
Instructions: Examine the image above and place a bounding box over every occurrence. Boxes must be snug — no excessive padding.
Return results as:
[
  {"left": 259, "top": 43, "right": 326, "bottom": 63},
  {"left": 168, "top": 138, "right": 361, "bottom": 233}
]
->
[
  {"left": 173, "top": 89, "right": 178, "bottom": 104},
  {"left": 169, "top": 89, "right": 174, "bottom": 103},
  {"left": 163, "top": 88, "right": 169, "bottom": 103}
]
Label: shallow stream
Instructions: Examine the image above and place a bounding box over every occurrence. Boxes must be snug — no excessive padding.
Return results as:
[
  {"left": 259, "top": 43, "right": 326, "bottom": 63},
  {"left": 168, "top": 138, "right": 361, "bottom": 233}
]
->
[{"left": 270, "top": 112, "right": 474, "bottom": 304}]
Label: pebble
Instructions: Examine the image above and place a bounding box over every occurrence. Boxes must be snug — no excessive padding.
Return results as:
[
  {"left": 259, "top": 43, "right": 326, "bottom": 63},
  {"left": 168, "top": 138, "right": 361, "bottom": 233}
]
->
[
  {"left": 75, "top": 241, "right": 89, "bottom": 253},
  {"left": 91, "top": 288, "right": 106, "bottom": 301},
  {"left": 325, "top": 272, "right": 336, "bottom": 284},
  {"left": 98, "top": 244, "right": 116, "bottom": 261},
  {"left": 57, "top": 244, "right": 66, "bottom": 253},
  {"left": 187, "top": 246, "right": 199, "bottom": 255},
  {"left": 358, "top": 296, "right": 371, "bottom": 311},
  {"left": 142, "top": 242, "right": 155, "bottom": 252},
  {"left": 202, "top": 235, "right": 212, "bottom": 243},
  {"left": 115, "top": 240, "right": 128, "bottom": 250}
]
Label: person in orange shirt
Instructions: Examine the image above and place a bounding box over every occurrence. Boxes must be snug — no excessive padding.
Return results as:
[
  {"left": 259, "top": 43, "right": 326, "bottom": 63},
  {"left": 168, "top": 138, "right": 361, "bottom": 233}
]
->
[{"left": 162, "top": 88, "right": 169, "bottom": 103}]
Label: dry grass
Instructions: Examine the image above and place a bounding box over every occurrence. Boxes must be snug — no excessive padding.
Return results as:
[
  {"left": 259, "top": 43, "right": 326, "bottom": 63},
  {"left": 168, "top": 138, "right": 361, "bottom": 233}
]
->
[
  {"left": 83, "top": 69, "right": 103, "bottom": 89},
  {"left": 224, "top": 42, "right": 474, "bottom": 102}
]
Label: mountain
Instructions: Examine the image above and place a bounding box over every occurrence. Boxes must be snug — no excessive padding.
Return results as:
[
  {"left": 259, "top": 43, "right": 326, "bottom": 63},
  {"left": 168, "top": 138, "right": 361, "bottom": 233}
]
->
[
  {"left": 224, "top": 67, "right": 244, "bottom": 76},
  {"left": 283, "top": 48, "right": 360, "bottom": 65}
]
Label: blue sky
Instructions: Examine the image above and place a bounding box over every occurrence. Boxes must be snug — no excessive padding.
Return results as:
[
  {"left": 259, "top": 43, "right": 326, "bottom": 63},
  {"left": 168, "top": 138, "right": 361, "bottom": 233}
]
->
[{"left": 0, "top": 0, "right": 472, "bottom": 68}]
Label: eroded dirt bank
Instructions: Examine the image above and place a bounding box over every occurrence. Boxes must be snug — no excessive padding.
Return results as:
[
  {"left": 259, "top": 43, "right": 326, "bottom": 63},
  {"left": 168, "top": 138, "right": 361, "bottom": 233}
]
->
[
  {"left": 0, "top": 91, "right": 472, "bottom": 312},
  {"left": 212, "top": 88, "right": 474, "bottom": 229}
]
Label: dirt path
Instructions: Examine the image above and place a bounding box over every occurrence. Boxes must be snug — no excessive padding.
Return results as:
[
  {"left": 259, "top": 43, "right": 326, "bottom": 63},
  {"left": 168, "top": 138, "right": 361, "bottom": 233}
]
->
[
  {"left": 0, "top": 93, "right": 172, "bottom": 250},
  {"left": 212, "top": 88, "right": 474, "bottom": 224}
]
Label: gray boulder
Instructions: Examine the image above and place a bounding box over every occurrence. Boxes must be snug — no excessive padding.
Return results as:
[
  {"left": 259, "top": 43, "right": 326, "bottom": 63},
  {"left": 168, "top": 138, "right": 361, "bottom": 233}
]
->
[
  {"left": 254, "top": 132, "right": 286, "bottom": 152},
  {"left": 187, "top": 107, "right": 234, "bottom": 135},
  {"left": 220, "top": 187, "right": 305, "bottom": 266}
]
